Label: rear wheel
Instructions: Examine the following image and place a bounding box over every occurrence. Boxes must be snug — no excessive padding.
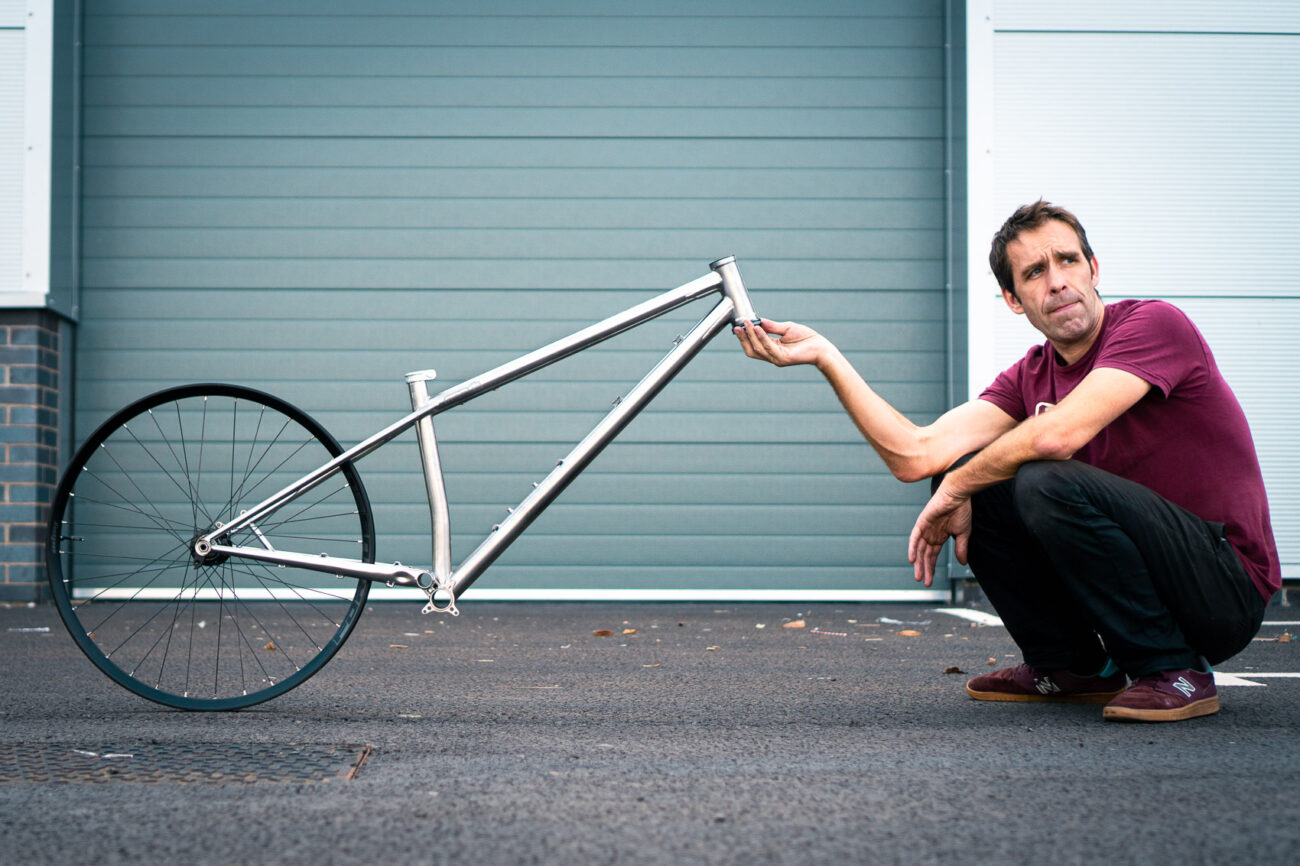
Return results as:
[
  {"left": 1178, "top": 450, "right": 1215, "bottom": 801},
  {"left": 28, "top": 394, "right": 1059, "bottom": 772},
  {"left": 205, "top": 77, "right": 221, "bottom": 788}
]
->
[{"left": 46, "top": 384, "right": 375, "bottom": 710}]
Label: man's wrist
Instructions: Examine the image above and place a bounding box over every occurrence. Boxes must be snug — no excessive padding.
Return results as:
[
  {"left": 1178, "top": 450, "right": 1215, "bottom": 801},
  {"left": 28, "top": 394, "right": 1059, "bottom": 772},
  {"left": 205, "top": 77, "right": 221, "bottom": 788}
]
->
[
  {"left": 814, "top": 343, "right": 846, "bottom": 376},
  {"left": 937, "top": 473, "right": 972, "bottom": 504}
]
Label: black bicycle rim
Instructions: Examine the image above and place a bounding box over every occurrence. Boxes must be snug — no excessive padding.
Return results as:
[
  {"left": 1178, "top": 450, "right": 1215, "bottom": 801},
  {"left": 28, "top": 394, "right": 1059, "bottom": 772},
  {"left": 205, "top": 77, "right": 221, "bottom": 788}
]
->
[{"left": 46, "top": 384, "right": 375, "bottom": 710}]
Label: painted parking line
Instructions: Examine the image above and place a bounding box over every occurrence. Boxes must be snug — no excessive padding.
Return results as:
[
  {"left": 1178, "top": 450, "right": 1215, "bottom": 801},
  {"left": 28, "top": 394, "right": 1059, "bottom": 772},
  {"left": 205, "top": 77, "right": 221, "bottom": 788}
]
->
[
  {"left": 931, "top": 609, "right": 1297, "bottom": 687},
  {"left": 1215, "top": 672, "right": 1300, "bottom": 687},
  {"left": 931, "top": 608, "right": 1004, "bottom": 627},
  {"left": 933, "top": 611, "right": 1297, "bottom": 631}
]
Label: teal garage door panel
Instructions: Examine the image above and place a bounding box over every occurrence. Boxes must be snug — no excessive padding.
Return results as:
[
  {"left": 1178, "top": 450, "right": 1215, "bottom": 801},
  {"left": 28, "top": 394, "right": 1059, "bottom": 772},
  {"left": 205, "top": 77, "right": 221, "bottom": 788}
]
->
[{"left": 77, "top": 1, "right": 950, "bottom": 597}]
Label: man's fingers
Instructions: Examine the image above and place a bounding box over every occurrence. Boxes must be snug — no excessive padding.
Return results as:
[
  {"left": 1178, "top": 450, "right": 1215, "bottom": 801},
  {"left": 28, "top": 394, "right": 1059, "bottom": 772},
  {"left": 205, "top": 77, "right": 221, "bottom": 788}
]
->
[
  {"left": 953, "top": 532, "right": 969, "bottom": 565},
  {"left": 736, "top": 320, "right": 782, "bottom": 364},
  {"left": 910, "top": 543, "right": 937, "bottom": 586},
  {"left": 734, "top": 322, "right": 764, "bottom": 359}
]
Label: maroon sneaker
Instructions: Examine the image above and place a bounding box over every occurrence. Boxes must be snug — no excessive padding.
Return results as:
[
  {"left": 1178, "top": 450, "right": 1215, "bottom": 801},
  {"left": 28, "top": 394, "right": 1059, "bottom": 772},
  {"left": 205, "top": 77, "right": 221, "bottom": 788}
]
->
[
  {"left": 966, "top": 663, "right": 1127, "bottom": 704},
  {"left": 1102, "top": 668, "right": 1218, "bottom": 722}
]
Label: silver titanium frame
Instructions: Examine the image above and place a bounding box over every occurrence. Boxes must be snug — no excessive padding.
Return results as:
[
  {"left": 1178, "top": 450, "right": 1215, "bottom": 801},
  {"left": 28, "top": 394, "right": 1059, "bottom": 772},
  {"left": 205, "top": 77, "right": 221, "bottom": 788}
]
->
[{"left": 198, "top": 257, "right": 758, "bottom": 611}]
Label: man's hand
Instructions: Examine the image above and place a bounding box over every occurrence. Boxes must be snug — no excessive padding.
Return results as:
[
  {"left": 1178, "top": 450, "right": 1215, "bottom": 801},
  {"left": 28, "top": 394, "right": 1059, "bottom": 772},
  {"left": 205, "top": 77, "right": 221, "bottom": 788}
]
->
[
  {"left": 907, "top": 484, "right": 972, "bottom": 587},
  {"left": 734, "top": 319, "right": 830, "bottom": 368}
]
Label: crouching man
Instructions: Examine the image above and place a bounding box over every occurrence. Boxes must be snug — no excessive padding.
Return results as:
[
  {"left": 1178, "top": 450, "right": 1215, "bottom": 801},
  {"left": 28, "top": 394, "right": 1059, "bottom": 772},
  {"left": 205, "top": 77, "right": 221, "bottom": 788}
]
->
[{"left": 736, "top": 200, "right": 1279, "bottom": 722}]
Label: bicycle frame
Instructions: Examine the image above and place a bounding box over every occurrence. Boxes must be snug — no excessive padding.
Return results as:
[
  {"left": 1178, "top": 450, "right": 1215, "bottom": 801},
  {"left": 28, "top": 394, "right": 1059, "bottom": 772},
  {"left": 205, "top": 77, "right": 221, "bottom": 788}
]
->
[{"left": 194, "top": 256, "right": 758, "bottom": 615}]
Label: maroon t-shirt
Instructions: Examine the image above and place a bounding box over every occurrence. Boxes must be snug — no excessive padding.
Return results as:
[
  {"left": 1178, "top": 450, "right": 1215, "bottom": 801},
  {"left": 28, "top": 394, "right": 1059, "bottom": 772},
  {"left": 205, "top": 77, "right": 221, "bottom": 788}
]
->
[{"left": 979, "top": 299, "right": 1280, "bottom": 601}]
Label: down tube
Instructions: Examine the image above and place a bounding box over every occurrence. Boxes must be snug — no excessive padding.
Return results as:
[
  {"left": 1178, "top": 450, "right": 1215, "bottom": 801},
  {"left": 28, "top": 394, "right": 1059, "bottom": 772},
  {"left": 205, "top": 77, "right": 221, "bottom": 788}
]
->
[{"left": 449, "top": 298, "right": 738, "bottom": 596}]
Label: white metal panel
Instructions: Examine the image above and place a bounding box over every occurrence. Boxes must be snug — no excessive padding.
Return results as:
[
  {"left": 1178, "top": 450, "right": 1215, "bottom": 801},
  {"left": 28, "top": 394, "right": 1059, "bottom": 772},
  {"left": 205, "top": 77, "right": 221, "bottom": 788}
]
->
[
  {"left": 968, "top": 4, "right": 1300, "bottom": 579},
  {"left": 991, "top": 33, "right": 1300, "bottom": 304},
  {"left": 0, "top": 0, "right": 25, "bottom": 26},
  {"left": 994, "top": 0, "right": 1300, "bottom": 32},
  {"left": 1175, "top": 298, "right": 1300, "bottom": 576},
  {"left": 0, "top": 31, "right": 23, "bottom": 295},
  {"left": 18, "top": 0, "right": 51, "bottom": 305}
]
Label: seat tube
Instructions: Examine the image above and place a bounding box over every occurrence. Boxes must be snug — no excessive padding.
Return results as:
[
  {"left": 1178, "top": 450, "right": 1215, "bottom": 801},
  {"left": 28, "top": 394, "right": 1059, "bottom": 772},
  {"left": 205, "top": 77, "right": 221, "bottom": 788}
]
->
[{"left": 406, "top": 370, "right": 452, "bottom": 581}]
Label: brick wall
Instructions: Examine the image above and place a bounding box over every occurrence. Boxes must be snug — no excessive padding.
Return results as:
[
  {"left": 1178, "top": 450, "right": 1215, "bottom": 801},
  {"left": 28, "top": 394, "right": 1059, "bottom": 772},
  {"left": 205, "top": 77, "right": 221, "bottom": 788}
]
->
[{"left": 0, "top": 310, "right": 62, "bottom": 601}]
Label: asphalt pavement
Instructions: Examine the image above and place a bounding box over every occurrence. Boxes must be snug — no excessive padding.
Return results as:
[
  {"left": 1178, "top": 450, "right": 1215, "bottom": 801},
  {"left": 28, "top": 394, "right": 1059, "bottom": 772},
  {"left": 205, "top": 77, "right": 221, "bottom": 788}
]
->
[{"left": 2, "top": 598, "right": 1298, "bottom": 865}]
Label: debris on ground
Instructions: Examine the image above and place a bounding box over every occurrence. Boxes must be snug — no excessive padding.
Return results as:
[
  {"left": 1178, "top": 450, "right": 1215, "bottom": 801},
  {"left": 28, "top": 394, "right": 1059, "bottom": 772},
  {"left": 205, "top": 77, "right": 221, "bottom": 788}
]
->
[{"left": 783, "top": 620, "right": 806, "bottom": 629}]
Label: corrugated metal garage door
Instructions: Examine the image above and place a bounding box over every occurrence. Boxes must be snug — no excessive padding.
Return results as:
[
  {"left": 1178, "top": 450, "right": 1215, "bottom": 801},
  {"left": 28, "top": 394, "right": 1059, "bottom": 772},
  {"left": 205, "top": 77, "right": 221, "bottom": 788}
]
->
[{"left": 76, "top": 0, "right": 952, "bottom": 599}]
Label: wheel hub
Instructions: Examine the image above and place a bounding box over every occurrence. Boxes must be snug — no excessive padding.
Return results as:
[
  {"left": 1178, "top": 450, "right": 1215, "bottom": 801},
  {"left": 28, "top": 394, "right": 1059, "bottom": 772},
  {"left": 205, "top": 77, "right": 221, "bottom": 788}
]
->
[{"left": 191, "top": 532, "right": 231, "bottom": 567}]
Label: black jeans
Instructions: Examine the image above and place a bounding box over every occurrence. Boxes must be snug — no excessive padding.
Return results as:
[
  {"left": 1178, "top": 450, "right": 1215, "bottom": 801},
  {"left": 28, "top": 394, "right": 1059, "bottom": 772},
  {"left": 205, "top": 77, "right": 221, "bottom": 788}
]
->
[{"left": 937, "top": 458, "right": 1266, "bottom": 676}]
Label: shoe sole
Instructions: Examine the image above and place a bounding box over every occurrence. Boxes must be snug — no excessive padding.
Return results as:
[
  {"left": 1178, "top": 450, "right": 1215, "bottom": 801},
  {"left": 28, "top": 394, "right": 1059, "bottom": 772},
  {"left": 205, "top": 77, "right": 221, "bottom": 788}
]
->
[
  {"left": 1102, "top": 695, "right": 1220, "bottom": 722},
  {"left": 966, "top": 685, "right": 1124, "bottom": 704}
]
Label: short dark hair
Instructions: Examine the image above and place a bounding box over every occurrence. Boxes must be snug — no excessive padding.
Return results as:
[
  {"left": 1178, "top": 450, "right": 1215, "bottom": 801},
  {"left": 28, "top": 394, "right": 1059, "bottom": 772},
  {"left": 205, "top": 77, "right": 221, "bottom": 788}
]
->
[{"left": 989, "top": 200, "right": 1095, "bottom": 296}]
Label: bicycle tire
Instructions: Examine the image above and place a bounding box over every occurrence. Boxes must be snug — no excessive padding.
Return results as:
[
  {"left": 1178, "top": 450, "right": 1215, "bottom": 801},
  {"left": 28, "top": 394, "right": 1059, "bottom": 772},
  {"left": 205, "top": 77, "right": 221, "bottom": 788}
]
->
[{"left": 46, "top": 384, "right": 375, "bottom": 710}]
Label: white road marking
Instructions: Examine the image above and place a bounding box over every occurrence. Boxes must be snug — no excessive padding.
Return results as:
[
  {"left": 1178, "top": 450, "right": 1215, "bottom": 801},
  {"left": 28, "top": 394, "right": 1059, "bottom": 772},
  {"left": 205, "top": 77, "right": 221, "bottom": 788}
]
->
[
  {"left": 1215, "top": 672, "right": 1300, "bottom": 687},
  {"left": 1214, "top": 673, "right": 1267, "bottom": 687},
  {"left": 931, "top": 611, "right": 1296, "bottom": 633},
  {"left": 931, "top": 608, "right": 1004, "bottom": 627},
  {"left": 929, "top": 609, "right": 1298, "bottom": 688}
]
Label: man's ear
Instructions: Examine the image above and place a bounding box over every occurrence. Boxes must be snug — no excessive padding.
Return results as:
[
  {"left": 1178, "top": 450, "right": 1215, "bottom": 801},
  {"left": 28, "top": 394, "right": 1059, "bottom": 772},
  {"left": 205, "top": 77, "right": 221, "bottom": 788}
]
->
[
  {"left": 1001, "top": 287, "right": 1024, "bottom": 315},
  {"left": 1090, "top": 256, "right": 1100, "bottom": 290}
]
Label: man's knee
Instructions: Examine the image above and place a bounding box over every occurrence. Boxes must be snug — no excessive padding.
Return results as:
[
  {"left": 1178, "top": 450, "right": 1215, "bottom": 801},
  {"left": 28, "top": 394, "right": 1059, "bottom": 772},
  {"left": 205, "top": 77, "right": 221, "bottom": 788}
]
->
[{"left": 1010, "top": 460, "right": 1084, "bottom": 531}]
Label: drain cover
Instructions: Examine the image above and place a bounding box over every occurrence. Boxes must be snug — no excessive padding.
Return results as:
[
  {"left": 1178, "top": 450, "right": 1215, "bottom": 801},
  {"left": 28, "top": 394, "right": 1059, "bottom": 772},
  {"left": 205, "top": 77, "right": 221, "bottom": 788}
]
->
[{"left": 0, "top": 742, "right": 372, "bottom": 784}]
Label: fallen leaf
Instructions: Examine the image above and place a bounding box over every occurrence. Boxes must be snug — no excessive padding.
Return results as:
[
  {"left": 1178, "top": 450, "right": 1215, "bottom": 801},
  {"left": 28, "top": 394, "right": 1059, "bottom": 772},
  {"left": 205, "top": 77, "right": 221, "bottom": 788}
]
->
[
  {"left": 593, "top": 629, "right": 614, "bottom": 636},
  {"left": 783, "top": 620, "right": 806, "bottom": 629},
  {"left": 622, "top": 628, "right": 637, "bottom": 635},
  {"left": 755, "top": 623, "right": 766, "bottom": 629},
  {"left": 987, "top": 657, "right": 998, "bottom": 665},
  {"left": 943, "top": 666, "right": 966, "bottom": 675},
  {"left": 706, "top": 645, "right": 720, "bottom": 651},
  {"left": 389, "top": 644, "right": 408, "bottom": 649},
  {"left": 263, "top": 641, "right": 276, "bottom": 651},
  {"left": 898, "top": 629, "right": 921, "bottom": 637}
]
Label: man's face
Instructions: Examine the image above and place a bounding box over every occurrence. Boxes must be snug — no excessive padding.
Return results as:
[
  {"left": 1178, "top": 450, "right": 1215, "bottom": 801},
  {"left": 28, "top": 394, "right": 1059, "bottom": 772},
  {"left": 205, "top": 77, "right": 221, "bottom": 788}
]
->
[{"left": 1003, "top": 220, "right": 1104, "bottom": 363}]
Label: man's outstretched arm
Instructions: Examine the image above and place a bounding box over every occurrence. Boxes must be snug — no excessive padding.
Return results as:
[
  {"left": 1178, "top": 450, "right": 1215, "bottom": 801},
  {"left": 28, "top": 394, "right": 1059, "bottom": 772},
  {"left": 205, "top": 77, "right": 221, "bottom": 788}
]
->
[{"left": 736, "top": 319, "right": 1015, "bottom": 482}]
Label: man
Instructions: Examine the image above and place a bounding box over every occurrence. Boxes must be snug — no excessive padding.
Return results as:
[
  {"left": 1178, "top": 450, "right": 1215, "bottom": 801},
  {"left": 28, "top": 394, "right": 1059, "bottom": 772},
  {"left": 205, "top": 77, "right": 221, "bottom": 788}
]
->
[{"left": 736, "top": 200, "right": 1279, "bottom": 723}]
